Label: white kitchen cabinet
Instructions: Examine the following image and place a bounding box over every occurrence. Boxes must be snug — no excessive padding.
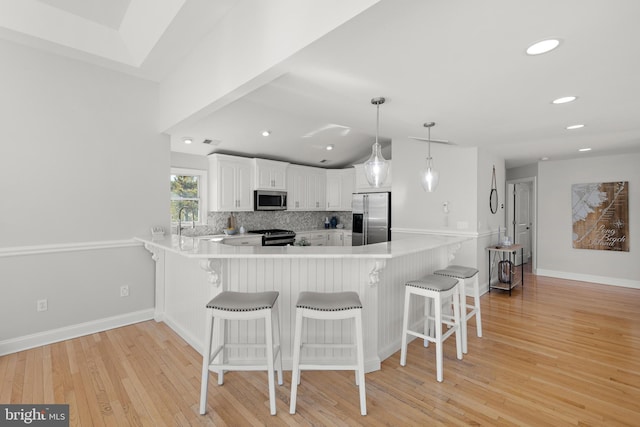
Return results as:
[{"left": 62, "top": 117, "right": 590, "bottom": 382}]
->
[
  {"left": 354, "top": 161, "right": 392, "bottom": 192},
  {"left": 295, "top": 230, "right": 352, "bottom": 246},
  {"left": 287, "top": 165, "right": 306, "bottom": 210},
  {"left": 328, "top": 231, "right": 342, "bottom": 246},
  {"left": 208, "top": 154, "right": 253, "bottom": 212},
  {"left": 341, "top": 231, "right": 353, "bottom": 246},
  {"left": 296, "top": 231, "right": 329, "bottom": 246},
  {"left": 308, "top": 231, "right": 329, "bottom": 246},
  {"left": 326, "top": 168, "right": 355, "bottom": 210},
  {"left": 286, "top": 165, "right": 326, "bottom": 211},
  {"left": 254, "top": 158, "right": 288, "bottom": 190},
  {"left": 223, "top": 235, "right": 262, "bottom": 246},
  {"left": 331, "top": 230, "right": 352, "bottom": 246},
  {"left": 307, "top": 167, "right": 326, "bottom": 210}
]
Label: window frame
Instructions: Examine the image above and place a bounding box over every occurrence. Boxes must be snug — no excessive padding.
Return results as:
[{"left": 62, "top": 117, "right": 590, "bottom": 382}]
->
[{"left": 170, "top": 167, "right": 208, "bottom": 226}]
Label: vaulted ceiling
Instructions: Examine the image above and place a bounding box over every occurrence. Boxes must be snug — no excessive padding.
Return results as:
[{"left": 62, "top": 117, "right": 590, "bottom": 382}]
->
[{"left": 3, "top": 0, "right": 640, "bottom": 168}]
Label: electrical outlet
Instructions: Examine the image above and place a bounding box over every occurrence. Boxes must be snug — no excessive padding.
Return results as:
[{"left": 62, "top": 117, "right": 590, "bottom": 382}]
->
[
  {"left": 120, "top": 285, "right": 129, "bottom": 297},
  {"left": 37, "top": 299, "right": 48, "bottom": 312}
]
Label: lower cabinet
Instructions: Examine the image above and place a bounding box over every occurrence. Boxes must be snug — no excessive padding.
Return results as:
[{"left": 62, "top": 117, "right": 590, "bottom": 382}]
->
[
  {"left": 296, "top": 231, "right": 328, "bottom": 246},
  {"left": 328, "top": 232, "right": 342, "bottom": 246},
  {"left": 223, "top": 236, "right": 262, "bottom": 246},
  {"left": 342, "top": 232, "right": 353, "bottom": 246},
  {"left": 295, "top": 230, "right": 351, "bottom": 246}
]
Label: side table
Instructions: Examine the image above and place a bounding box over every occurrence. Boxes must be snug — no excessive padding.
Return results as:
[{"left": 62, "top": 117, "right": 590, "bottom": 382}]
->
[{"left": 486, "top": 244, "right": 524, "bottom": 296}]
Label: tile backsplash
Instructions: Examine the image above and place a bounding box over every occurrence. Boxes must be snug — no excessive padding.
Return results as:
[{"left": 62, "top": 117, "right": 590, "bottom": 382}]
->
[
  {"left": 208, "top": 211, "right": 352, "bottom": 234},
  {"left": 174, "top": 211, "right": 352, "bottom": 236}
]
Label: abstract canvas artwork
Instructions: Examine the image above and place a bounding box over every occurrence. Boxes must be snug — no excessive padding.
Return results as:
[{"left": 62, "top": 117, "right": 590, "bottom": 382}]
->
[{"left": 572, "top": 181, "right": 629, "bottom": 251}]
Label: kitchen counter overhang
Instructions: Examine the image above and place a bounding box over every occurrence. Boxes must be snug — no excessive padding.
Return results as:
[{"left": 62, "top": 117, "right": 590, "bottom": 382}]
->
[
  {"left": 136, "top": 234, "right": 466, "bottom": 260},
  {"left": 137, "top": 234, "right": 469, "bottom": 373}
]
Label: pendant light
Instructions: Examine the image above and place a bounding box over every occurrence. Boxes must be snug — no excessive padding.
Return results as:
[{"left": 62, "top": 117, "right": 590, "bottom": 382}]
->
[
  {"left": 364, "top": 97, "right": 389, "bottom": 187},
  {"left": 420, "top": 122, "right": 439, "bottom": 192}
]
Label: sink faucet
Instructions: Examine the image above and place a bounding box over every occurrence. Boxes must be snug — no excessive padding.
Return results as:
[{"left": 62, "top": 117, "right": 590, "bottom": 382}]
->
[{"left": 177, "top": 207, "right": 195, "bottom": 237}]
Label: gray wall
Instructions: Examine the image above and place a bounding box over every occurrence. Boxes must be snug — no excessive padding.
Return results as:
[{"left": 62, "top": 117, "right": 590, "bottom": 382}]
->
[
  {"left": 0, "top": 40, "right": 169, "bottom": 351},
  {"left": 507, "top": 163, "right": 538, "bottom": 181},
  {"left": 391, "top": 137, "right": 507, "bottom": 290},
  {"left": 537, "top": 153, "right": 639, "bottom": 287},
  {"left": 392, "top": 138, "right": 482, "bottom": 234}
]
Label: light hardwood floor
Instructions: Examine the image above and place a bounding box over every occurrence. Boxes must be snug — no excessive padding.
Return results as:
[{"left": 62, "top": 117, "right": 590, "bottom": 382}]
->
[{"left": 2, "top": 267, "right": 639, "bottom": 426}]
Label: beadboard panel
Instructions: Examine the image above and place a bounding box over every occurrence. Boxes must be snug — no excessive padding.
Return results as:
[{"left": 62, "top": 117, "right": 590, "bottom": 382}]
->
[
  {"left": 158, "top": 241, "right": 460, "bottom": 372},
  {"left": 377, "top": 246, "right": 452, "bottom": 360},
  {"left": 163, "top": 255, "right": 381, "bottom": 371}
]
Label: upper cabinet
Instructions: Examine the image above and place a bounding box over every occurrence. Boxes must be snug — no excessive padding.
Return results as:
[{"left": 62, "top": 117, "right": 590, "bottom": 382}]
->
[
  {"left": 254, "top": 158, "right": 288, "bottom": 190},
  {"left": 354, "top": 161, "right": 392, "bottom": 193},
  {"left": 307, "top": 167, "right": 327, "bottom": 210},
  {"left": 207, "top": 153, "right": 363, "bottom": 212},
  {"left": 326, "top": 168, "right": 355, "bottom": 211},
  {"left": 287, "top": 165, "right": 326, "bottom": 211},
  {"left": 208, "top": 154, "right": 253, "bottom": 212}
]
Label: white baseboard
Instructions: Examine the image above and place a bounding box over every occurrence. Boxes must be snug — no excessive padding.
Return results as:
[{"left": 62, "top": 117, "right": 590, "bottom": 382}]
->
[
  {"left": 536, "top": 269, "right": 640, "bottom": 289},
  {"left": 0, "top": 309, "right": 154, "bottom": 356},
  {"left": 162, "top": 314, "right": 203, "bottom": 355}
]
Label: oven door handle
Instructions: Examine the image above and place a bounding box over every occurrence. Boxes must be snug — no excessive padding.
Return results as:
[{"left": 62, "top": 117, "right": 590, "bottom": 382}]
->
[{"left": 264, "top": 238, "right": 295, "bottom": 246}]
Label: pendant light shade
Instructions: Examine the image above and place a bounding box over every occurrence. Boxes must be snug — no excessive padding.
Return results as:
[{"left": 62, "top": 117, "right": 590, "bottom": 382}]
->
[
  {"left": 420, "top": 122, "right": 439, "bottom": 192},
  {"left": 420, "top": 157, "right": 439, "bottom": 192},
  {"left": 364, "top": 97, "right": 388, "bottom": 187}
]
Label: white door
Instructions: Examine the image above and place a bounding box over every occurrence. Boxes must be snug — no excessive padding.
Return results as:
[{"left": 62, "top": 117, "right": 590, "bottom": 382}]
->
[{"left": 514, "top": 182, "right": 531, "bottom": 265}]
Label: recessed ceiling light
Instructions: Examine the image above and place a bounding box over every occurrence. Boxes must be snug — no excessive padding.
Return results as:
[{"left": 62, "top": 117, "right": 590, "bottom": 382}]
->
[
  {"left": 552, "top": 96, "right": 577, "bottom": 104},
  {"left": 526, "top": 39, "right": 561, "bottom": 55},
  {"left": 326, "top": 144, "right": 334, "bottom": 151},
  {"left": 262, "top": 130, "right": 271, "bottom": 137},
  {"left": 566, "top": 124, "right": 585, "bottom": 130},
  {"left": 579, "top": 148, "right": 592, "bottom": 152},
  {"left": 540, "top": 157, "right": 550, "bottom": 161},
  {"left": 183, "top": 137, "right": 193, "bottom": 144}
]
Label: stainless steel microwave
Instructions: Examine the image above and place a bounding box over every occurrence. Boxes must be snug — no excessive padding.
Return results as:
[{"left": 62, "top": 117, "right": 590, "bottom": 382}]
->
[{"left": 254, "top": 190, "right": 287, "bottom": 211}]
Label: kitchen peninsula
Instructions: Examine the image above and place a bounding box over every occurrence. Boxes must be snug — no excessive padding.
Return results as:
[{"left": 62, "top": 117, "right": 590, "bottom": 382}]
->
[{"left": 138, "top": 234, "right": 467, "bottom": 373}]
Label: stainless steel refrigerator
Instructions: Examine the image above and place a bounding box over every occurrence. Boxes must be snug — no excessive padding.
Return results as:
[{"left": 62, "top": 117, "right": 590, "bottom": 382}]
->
[{"left": 352, "top": 192, "right": 391, "bottom": 246}]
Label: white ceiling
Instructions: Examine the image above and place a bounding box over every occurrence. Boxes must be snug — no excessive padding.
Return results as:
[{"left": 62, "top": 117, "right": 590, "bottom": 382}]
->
[
  {"left": 3, "top": 0, "right": 640, "bottom": 168},
  {"left": 36, "top": 0, "right": 132, "bottom": 29}
]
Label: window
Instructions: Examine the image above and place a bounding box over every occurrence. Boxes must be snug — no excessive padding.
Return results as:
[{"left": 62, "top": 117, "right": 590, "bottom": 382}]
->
[{"left": 170, "top": 168, "right": 207, "bottom": 224}]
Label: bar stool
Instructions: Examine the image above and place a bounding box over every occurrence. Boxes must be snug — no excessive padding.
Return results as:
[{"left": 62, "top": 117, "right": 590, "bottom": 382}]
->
[
  {"left": 434, "top": 265, "right": 482, "bottom": 354},
  {"left": 289, "top": 291, "right": 367, "bottom": 416},
  {"left": 400, "top": 274, "right": 462, "bottom": 382},
  {"left": 199, "top": 291, "right": 283, "bottom": 416}
]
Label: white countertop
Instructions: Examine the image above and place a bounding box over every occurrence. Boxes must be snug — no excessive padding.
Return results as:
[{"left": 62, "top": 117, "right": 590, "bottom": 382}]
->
[
  {"left": 196, "top": 228, "right": 352, "bottom": 240},
  {"left": 136, "top": 234, "right": 467, "bottom": 259}
]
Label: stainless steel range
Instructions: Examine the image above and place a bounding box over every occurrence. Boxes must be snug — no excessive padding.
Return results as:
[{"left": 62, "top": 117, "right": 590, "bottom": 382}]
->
[{"left": 248, "top": 229, "right": 296, "bottom": 246}]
